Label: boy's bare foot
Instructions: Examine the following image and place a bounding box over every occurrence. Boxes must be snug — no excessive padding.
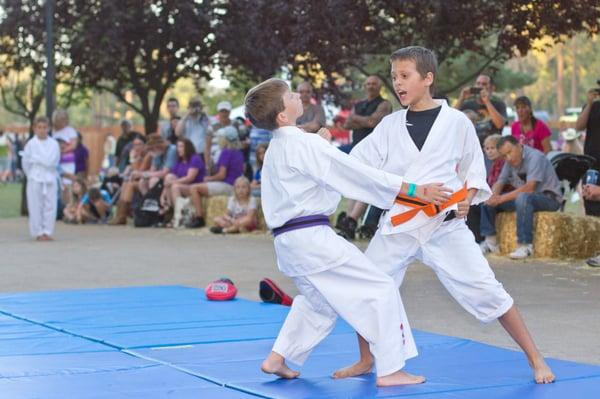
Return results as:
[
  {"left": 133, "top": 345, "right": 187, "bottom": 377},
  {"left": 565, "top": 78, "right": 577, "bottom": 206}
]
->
[
  {"left": 376, "top": 370, "right": 425, "bottom": 387},
  {"left": 35, "top": 236, "right": 44, "bottom": 241},
  {"left": 332, "top": 359, "right": 373, "bottom": 379},
  {"left": 261, "top": 351, "right": 300, "bottom": 379},
  {"left": 532, "top": 358, "right": 555, "bottom": 384},
  {"left": 41, "top": 234, "right": 54, "bottom": 241}
]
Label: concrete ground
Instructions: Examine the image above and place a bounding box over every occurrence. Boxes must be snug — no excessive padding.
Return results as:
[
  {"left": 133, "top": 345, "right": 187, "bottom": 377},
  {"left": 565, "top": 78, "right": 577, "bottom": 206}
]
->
[{"left": 1, "top": 217, "right": 599, "bottom": 366}]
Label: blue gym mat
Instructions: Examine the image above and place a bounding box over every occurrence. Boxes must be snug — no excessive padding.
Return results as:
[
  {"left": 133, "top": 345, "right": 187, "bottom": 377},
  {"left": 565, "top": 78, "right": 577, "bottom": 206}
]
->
[{"left": 1, "top": 285, "right": 599, "bottom": 398}]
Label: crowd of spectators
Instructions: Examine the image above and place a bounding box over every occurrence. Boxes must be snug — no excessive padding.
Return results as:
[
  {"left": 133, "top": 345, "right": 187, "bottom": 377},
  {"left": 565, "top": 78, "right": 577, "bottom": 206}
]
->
[{"left": 3, "top": 76, "right": 599, "bottom": 263}]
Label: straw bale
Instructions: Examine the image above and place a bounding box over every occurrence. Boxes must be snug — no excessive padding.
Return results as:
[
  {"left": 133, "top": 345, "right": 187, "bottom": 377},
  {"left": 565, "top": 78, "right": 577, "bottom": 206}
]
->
[{"left": 496, "top": 211, "right": 600, "bottom": 258}]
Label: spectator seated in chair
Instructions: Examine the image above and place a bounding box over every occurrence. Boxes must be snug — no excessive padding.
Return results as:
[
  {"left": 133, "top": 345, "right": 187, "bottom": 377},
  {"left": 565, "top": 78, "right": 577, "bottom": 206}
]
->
[
  {"left": 159, "top": 138, "right": 205, "bottom": 224},
  {"left": 480, "top": 136, "right": 562, "bottom": 259},
  {"left": 186, "top": 126, "right": 245, "bottom": 228},
  {"left": 108, "top": 134, "right": 149, "bottom": 225}
]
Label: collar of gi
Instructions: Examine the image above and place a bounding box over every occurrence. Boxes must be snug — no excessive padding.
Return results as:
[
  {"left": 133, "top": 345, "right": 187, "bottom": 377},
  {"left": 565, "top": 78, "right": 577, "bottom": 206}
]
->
[{"left": 274, "top": 125, "right": 302, "bottom": 136}]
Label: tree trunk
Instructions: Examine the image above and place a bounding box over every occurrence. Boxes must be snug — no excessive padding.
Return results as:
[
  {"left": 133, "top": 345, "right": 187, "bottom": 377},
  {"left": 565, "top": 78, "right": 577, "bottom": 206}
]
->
[
  {"left": 556, "top": 44, "right": 564, "bottom": 118},
  {"left": 144, "top": 115, "right": 159, "bottom": 136},
  {"left": 570, "top": 41, "right": 577, "bottom": 108}
]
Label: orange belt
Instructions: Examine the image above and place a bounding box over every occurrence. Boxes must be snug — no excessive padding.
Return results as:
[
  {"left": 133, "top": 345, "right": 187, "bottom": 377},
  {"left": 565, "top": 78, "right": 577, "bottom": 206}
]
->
[{"left": 391, "top": 186, "right": 468, "bottom": 226}]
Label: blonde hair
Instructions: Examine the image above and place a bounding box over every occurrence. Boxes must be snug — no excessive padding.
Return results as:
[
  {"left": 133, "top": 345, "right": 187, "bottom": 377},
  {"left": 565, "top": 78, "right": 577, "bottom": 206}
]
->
[
  {"left": 218, "top": 135, "right": 241, "bottom": 150},
  {"left": 233, "top": 176, "right": 251, "bottom": 200}
]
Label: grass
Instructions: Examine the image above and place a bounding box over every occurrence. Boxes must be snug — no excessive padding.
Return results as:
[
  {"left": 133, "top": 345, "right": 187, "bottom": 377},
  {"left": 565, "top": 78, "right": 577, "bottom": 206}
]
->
[{"left": 0, "top": 183, "right": 22, "bottom": 218}]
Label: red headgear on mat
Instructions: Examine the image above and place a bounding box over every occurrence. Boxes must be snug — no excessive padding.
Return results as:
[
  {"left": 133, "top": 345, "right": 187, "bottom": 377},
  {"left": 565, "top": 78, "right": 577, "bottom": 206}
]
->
[
  {"left": 259, "top": 278, "right": 293, "bottom": 306},
  {"left": 206, "top": 278, "right": 238, "bottom": 301}
]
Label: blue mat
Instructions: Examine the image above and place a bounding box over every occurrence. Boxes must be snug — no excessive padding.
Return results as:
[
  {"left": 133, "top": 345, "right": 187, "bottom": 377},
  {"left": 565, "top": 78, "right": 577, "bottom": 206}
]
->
[{"left": 0, "top": 286, "right": 598, "bottom": 398}]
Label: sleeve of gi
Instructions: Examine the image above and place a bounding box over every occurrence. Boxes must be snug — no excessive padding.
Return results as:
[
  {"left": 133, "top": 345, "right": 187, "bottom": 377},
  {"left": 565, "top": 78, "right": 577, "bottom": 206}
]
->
[
  {"left": 22, "top": 140, "right": 33, "bottom": 177},
  {"left": 349, "top": 118, "right": 387, "bottom": 168},
  {"left": 457, "top": 116, "right": 492, "bottom": 205},
  {"left": 297, "top": 134, "right": 403, "bottom": 210}
]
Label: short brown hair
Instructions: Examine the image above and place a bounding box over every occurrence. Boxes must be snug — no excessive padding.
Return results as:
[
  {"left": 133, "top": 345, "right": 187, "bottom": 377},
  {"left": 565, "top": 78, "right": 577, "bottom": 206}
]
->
[
  {"left": 34, "top": 116, "right": 50, "bottom": 126},
  {"left": 390, "top": 46, "right": 437, "bottom": 94},
  {"left": 244, "top": 78, "right": 288, "bottom": 131}
]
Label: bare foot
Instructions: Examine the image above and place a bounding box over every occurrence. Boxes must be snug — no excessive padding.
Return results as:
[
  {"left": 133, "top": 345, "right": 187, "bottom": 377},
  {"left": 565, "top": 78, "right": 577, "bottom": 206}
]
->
[
  {"left": 376, "top": 370, "right": 425, "bottom": 387},
  {"left": 35, "top": 236, "right": 44, "bottom": 241},
  {"left": 41, "top": 234, "right": 54, "bottom": 241},
  {"left": 532, "top": 358, "right": 555, "bottom": 384},
  {"left": 332, "top": 359, "right": 374, "bottom": 379},
  {"left": 261, "top": 351, "right": 300, "bottom": 379}
]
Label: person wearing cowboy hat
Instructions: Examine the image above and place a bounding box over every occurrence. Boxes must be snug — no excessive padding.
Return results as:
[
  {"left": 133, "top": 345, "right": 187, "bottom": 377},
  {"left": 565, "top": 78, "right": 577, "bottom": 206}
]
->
[{"left": 560, "top": 128, "right": 583, "bottom": 155}]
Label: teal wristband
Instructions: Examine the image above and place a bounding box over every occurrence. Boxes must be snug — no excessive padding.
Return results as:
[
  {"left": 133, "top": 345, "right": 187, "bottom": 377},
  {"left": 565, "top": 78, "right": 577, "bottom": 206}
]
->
[{"left": 407, "top": 183, "right": 417, "bottom": 197}]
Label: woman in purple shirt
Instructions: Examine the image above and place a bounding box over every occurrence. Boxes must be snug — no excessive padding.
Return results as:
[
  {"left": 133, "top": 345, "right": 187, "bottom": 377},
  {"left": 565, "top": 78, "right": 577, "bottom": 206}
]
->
[
  {"left": 160, "top": 138, "right": 205, "bottom": 212},
  {"left": 186, "top": 126, "right": 245, "bottom": 228}
]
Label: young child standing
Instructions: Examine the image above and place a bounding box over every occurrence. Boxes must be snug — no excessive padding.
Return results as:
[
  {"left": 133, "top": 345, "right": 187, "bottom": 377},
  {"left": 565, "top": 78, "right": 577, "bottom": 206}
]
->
[
  {"left": 22, "top": 116, "right": 60, "bottom": 241},
  {"left": 210, "top": 176, "right": 258, "bottom": 234},
  {"left": 336, "top": 46, "right": 554, "bottom": 384},
  {"left": 245, "top": 78, "right": 450, "bottom": 386}
]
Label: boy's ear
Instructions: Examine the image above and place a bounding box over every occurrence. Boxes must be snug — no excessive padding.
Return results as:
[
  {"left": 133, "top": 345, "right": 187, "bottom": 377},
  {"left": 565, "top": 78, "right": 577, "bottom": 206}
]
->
[
  {"left": 276, "top": 111, "right": 287, "bottom": 127},
  {"left": 424, "top": 72, "right": 434, "bottom": 88}
]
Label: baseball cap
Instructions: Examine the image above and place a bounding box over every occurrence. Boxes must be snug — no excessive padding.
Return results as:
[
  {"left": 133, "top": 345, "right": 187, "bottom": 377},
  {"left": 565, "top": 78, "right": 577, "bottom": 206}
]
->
[
  {"left": 217, "top": 101, "right": 232, "bottom": 112},
  {"left": 222, "top": 126, "right": 239, "bottom": 141}
]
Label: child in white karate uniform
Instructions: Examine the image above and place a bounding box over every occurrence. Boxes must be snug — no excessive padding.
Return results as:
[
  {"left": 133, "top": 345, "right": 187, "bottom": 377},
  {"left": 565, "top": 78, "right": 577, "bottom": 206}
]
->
[
  {"left": 334, "top": 46, "right": 555, "bottom": 384},
  {"left": 245, "top": 78, "right": 451, "bottom": 386},
  {"left": 22, "top": 116, "right": 60, "bottom": 241}
]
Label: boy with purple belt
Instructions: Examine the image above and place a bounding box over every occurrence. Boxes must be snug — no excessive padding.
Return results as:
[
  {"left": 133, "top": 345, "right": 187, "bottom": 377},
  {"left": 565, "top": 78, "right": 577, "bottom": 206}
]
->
[{"left": 245, "top": 78, "right": 450, "bottom": 386}]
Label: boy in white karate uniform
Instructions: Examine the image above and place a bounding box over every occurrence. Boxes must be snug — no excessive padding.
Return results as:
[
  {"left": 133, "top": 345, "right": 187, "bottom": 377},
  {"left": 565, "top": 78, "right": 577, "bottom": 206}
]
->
[
  {"left": 334, "top": 46, "right": 555, "bottom": 384},
  {"left": 245, "top": 78, "right": 450, "bottom": 386},
  {"left": 22, "top": 116, "right": 61, "bottom": 241}
]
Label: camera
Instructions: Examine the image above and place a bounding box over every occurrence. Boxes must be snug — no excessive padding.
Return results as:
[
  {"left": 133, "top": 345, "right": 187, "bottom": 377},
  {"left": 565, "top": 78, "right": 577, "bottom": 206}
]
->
[{"left": 469, "top": 87, "right": 482, "bottom": 95}]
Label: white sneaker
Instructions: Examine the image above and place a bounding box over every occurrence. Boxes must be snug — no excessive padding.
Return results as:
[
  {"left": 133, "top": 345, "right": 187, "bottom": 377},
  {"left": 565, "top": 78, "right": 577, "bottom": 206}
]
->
[
  {"left": 480, "top": 239, "right": 499, "bottom": 254},
  {"left": 509, "top": 244, "right": 533, "bottom": 259}
]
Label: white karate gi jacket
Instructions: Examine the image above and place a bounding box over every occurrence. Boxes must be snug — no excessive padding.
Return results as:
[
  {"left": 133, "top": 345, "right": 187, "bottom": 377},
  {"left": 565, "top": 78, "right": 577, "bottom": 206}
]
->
[
  {"left": 351, "top": 100, "right": 491, "bottom": 242},
  {"left": 261, "top": 126, "right": 404, "bottom": 277},
  {"left": 22, "top": 136, "right": 60, "bottom": 184}
]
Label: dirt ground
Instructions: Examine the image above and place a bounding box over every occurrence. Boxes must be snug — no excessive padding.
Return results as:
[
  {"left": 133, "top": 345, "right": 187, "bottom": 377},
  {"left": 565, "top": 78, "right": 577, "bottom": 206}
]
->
[{"left": 1, "top": 217, "right": 599, "bottom": 366}]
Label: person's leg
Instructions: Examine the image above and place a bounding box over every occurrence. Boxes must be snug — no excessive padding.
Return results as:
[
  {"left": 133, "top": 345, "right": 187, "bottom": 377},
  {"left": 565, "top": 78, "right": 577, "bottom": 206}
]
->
[
  {"left": 93, "top": 200, "right": 110, "bottom": 220},
  {"left": 42, "top": 180, "right": 58, "bottom": 238},
  {"left": 268, "top": 247, "right": 422, "bottom": 385},
  {"left": 333, "top": 230, "right": 420, "bottom": 379},
  {"left": 213, "top": 215, "right": 233, "bottom": 228},
  {"left": 498, "top": 306, "right": 555, "bottom": 383},
  {"left": 26, "top": 180, "right": 43, "bottom": 239},
  {"left": 138, "top": 178, "right": 149, "bottom": 196},
  {"left": 307, "top": 249, "right": 421, "bottom": 385},
  {"left": 421, "top": 220, "right": 554, "bottom": 383},
  {"left": 120, "top": 181, "right": 135, "bottom": 203},
  {"left": 514, "top": 192, "right": 561, "bottom": 245},
  {"left": 480, "top": 203, "right": 499, "bottom": 238},
  {"left": 189, "top": 183, "right": 209, "bottom": 218}
]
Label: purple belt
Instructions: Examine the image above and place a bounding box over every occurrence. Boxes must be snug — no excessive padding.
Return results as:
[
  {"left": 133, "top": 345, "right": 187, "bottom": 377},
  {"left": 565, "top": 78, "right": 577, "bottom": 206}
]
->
[{"left": 272, "top": 215, "right": 330, "bottom": 237}]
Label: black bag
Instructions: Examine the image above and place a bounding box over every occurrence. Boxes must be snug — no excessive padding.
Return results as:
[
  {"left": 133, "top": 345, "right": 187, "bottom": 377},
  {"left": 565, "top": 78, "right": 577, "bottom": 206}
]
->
[{"left": 133, "top": 181, "right": 163, "bottom": 227}]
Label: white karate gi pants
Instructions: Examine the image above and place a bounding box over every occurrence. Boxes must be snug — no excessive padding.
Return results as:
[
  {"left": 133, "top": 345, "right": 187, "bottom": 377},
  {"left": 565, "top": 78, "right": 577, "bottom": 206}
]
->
[
  {"left": 27, "top": 179, "right": 58, "bottom": 238},
  {"left": 272, "top": 243, "right": 418, "bottom": 377},
  {"left": 367, "top": 219, "right": 514, "bottom": 323}
]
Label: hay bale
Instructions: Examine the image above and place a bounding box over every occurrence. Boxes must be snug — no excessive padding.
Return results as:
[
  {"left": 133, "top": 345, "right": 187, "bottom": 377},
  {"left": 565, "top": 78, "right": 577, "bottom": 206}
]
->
[
  {"left": 205, "top": 195, "right": 267, "bottom": 231},
  {"left": 496, "top": 211, "right": 600, "bottom": 258}
]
